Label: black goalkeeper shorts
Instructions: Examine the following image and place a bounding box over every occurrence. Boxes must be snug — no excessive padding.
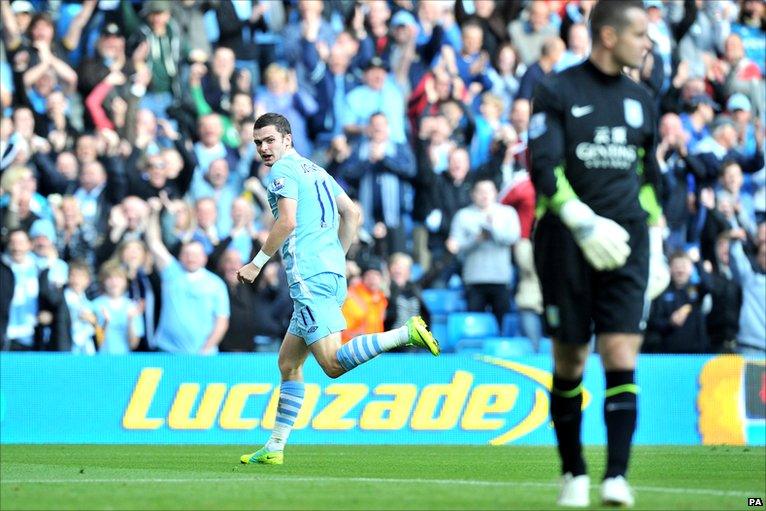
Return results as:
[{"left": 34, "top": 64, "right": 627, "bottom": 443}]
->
[{"left": 533, "top": 214, "right": 650, "bottom": 344}]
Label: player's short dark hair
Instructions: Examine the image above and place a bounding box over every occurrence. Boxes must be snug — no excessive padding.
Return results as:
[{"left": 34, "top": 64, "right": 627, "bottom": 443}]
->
[
  {"left": 253, "top": 113, "right": 292, "bottom": 138},
  {"left": 589, "top": 0, "right": 645, "bottom": 45}
]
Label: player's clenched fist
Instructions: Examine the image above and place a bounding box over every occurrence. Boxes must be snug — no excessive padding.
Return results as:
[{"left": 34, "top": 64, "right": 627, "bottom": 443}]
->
[{"left": 237, "top": 262, "right": 261, "bottom": 284}]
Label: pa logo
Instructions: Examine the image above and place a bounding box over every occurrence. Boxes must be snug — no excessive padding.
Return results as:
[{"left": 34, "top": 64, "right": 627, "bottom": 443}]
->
[{"left": 748, "top": 497, "right": 764, "bottom": 507}]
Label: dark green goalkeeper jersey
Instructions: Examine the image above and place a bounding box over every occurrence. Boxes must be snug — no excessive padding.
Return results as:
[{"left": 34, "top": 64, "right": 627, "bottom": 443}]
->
[{"left": 528, "top": 59, "right": 662, "bottom": 225}]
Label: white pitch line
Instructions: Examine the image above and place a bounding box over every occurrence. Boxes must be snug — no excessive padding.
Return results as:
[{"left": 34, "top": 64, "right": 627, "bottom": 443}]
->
[{"left": 0, "top": 475, "right": 760, "bottom": 498}]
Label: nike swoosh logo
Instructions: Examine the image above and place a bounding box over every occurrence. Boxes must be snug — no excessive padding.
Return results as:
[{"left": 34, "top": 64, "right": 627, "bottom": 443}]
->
[{"left": 571, "top": 105, "right": 594, "bottom": 118}]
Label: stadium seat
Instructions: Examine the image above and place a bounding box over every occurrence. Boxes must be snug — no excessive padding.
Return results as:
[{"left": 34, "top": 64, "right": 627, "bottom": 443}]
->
[
  {"left": 422, "top": 289, "right": 466, "bottom": 315},
  {"left": 446, "top": 312, "right": 499, "bottom": 351},
  {"left": 501, "top": 312, "right": 521, "bottom": 337},
  {"left": 482, "top": 337, "right": 536, "bottom": 358},
  {"left": 430, "top": 317, "right": 448, "bottom": 350}
]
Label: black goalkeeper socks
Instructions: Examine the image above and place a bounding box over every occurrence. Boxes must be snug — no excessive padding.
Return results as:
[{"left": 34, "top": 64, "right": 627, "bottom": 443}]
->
[
  {"left": 551, "top": 374, "right": 586, "bottom": 476},
  {"left": 604, "top": 370, "right": 638, "bottom": 479}
]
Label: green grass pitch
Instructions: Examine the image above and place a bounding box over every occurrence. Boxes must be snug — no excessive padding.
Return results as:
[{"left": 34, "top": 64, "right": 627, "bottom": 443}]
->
[{"left": 1, "top": 445, "right": 764, "bottom": 510}]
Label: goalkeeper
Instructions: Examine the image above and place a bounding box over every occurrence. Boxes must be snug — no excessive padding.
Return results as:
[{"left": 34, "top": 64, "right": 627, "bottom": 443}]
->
[{"left": 528, "top": 0, "right": 669, "bottom": 507}]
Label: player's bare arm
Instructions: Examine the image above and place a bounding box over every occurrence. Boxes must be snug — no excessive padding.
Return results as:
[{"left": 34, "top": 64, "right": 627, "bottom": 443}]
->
[
  {"left": 237, "top": 197, "right": 297, "bottom": 284},
  {"left": 336, "top": 192, "right": 361, "bottom": 255}
]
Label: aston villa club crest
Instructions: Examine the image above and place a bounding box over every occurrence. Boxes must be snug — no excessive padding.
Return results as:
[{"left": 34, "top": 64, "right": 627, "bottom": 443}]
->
[{"left": 623, "top": 98, "right": 644, "bottom": 128}]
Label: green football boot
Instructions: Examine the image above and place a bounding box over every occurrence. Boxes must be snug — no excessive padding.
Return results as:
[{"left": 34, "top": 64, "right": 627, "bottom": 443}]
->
[
  {"left": 406, "top": 315, "right": 440, "bottom": 356},
  {"left": 240, "top": 446, "right": 283, "bottom": 465}
]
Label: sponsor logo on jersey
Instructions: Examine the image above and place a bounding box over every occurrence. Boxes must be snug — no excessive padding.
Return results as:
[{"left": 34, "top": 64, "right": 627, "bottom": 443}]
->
[
  {"left": 624, "top": 98, "right": 644, "bottom": 128},
  {"left": 576, "top": 126, "right": 638, "bottom": 170},
  {"left": 571, "top": 105, "right": 594, "bottom": 118},
  {"left": 271, "top": 178, "right": 285, "bottom": 191}
]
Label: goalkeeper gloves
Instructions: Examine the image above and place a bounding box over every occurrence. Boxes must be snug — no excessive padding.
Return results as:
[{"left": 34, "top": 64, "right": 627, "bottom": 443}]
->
[
  {"left": 647, "top": 225, "right": 670, "bottom": 299},
  {"left": 559, "top": 199, "right": 631, "bottom": 271}
]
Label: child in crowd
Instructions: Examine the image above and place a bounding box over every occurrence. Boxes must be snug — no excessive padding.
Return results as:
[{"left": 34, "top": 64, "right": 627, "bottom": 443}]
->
[
  {"left": 91, "top": 262, "right": 143, "bottom": 354},
  {"left": 63, "top": 261, "right": 97, "bottom": 355}
]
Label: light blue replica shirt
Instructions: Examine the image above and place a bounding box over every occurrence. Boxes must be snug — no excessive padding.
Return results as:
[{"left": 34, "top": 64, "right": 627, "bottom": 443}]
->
[
  {"left": 92, "top": 295, "right": 144, "bottom": 355},
  {"left": 266, "top": 151, "right": 346, "bottom": 287},
  {"left": 154, "top": 259, "right": 230, "bottom": 353}
]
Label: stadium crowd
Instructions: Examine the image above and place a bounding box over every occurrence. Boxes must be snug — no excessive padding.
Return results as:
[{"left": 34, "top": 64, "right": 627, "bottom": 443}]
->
[{"left": 0, "top": 0, "right": 763, "bottom": 356}]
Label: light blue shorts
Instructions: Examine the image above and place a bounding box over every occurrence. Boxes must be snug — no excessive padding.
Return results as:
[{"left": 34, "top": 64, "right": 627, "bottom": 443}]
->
[{"left": 287, "top": 272, "right": 347, "bottom": 344}]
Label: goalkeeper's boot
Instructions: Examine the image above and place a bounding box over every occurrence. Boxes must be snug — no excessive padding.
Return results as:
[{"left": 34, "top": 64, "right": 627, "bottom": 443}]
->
[
  {"left": 557, "top": 473, "right": 590, "bottom": 507},
  {"left": 240, "top": 446, "right": 283, "bottom": 465},
  {"left": 406, "top": 316, "right": 440, "bottom": 356},
  {"left": 601, "top": 476, "right": 634, "bottom": 507}
]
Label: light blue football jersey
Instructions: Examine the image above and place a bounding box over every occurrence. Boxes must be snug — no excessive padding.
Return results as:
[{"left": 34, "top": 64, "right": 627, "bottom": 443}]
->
[{"left": 266, "top": 150, "right": 346, "bottom": 286}]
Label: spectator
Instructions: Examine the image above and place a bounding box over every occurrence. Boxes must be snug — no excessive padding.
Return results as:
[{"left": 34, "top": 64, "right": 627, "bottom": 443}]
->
[
  {"left": 1, "top": 165, "right": 43, "bottom": 239},
  {"left": 343, "top": 57, "right": 407, "bottom": 144},
  {"left": 702, "top": 235, "right": 742, "bottom": 353},
  {"left": 303, "top": 38, "right": 359, "bottom": 148},
  {"left": 470, "top": 92, "right": 508, "bottom": 168},
  {"left": 337, "top": 112, "right": 416, "bottom": 255},
  {"left": 559, "top": 0, "right": 596, "bottom": 45},
  {"left": 172, "top": 0, "right": 210, "bottom": 57},
  {"left": 52, "top": 196, "right": 98, "bottom": 272},
  {"left": 454, "top": 19, "right": 492, "bottom": 98},
  {"left": 421, "top": 146, "right": 473, "bottom": 281},
  {"left": 63, "top": 261, "right": 97, "bottom": 355},
  {"left": 145, "top": 199, "right": 229, "bottom": 354},
  {"left": 189, "top": 157, "right": 246, "bottom": 237},
  {"left": 217, "top": 251, "right": 291, "bottom": 352},
  {"left": 727, "top": 92, "right": 759, "bottom": 158},
  {"left": 96, "top": 196, "right": 149, "bottom": 266},
  {"left": 508, "top": 1, "right": 559, "bottom": 67},
  {"left": 92, "top": 261, "right": 142, "bottom": 354},
  {"left": 341, "top": 258, "right": 388, "bottom": 343},
  {"left": 729, "top": 0, "right": 766, "bottom": 75},
  {"left": 122, "top": 0, "right": 187, "bottom": 119},
  {"left": 281, "top": 0, "right": 336, "bottom": 68},
  {"left": 72, "top": 156, "right": 126, "bottom": 235},
  {"left": 646, "top": 251, "right": 710, "bottom": 354},
  {"left": 446, "top": 179, "right": 520, "bottom": 325},
  {"left": 19, "top": 12, "right": 78, "bottom": 95},
  {"left": 720, "top": 161, "right": 757, "bottom": 235},
  {"left": 78, "top": 22, "right": 131, "bottom": 98},
  {"left": 2, "top": 229, "right": 39, "bottom": 351},
  {"left": 693, "top": 117, "right": 764, "bottom": 188},
  {"left": 656, "top": 112, "right": 705, "bottom": 251},
  {"left": 487, "top": 43, "right": 522, "bottom": 115},
  {"left": 384, "top": 251, "right": 430, "bottom": 332},
  {"left": 679, "top": 93, "right": 716, "bottom": 153},
  {"left": 456, "top": 0, "right": 512, "bottom": 57},
  {"left": 387, "top": 9, "right": 441, "bottom": 97},
  {"left": 30, "top": 218, "right": 67, "bottom": 286},
  {"left": 720, "top": 33, "right": 765, "bottom": 119},
  {"left": 729, "top": 228, "right": 766, "bottom": 357},
  {"left": 555, "top": 22, "right": 590, "bottom": 72},
  {"left": 516, "top": 36, "right": 565, "bottom": 101},
  {"left": 112, "top": 239, "right": 161, "bottom": 351},
  {"left": 193, "top": 113, "right": 238, "bottom": 177}
]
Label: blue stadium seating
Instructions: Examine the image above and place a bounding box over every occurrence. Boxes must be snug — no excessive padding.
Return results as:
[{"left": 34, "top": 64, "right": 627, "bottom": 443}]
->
[
  {"left": 446, "top": 312, "right": 499, "bottom": 351},
  {"left": 501, "top": 312, "right": 521, "bottom": 337},
  {"left": 430, "top": 318, "right": 448, "bottom": 350},
  {"left": 422, "top": 289, "right": 466, "bottom": 315}
]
